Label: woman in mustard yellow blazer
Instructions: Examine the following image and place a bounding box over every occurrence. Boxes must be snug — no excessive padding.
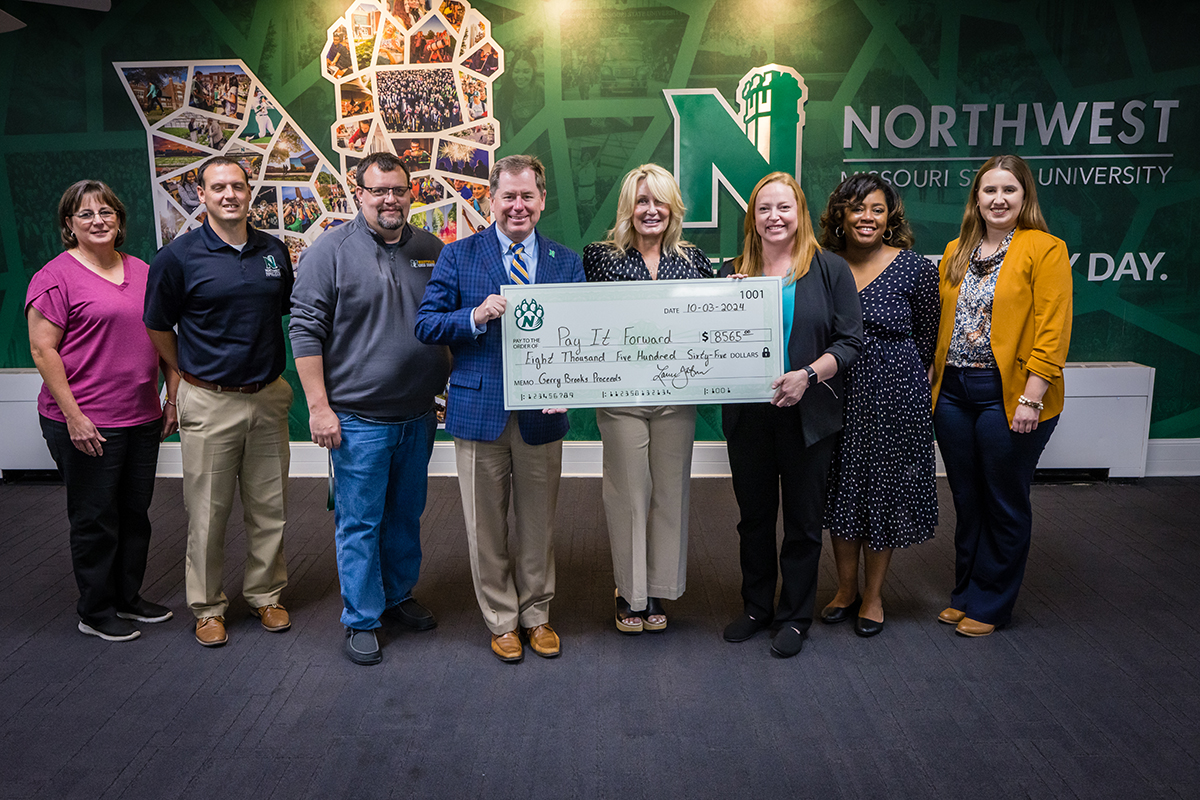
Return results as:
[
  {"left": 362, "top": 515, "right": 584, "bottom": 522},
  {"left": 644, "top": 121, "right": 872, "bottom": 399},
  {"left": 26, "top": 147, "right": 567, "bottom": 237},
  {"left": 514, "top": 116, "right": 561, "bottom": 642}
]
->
[{"left": 930, "top": 154, "right": 1072, "bottom": 638}]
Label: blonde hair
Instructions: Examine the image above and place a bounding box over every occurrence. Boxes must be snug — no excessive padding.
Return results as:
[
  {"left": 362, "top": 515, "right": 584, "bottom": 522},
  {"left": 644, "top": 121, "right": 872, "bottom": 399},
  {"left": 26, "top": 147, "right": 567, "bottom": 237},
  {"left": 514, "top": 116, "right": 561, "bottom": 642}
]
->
[
  {"left": 605, "top": 163, "right": 690, "bottom": 257},
  {"left": 944, "top": 154, "right": 1049, "bottom": 286},
  {"left": 733, "top": 172, "right": 820, "bottom": 284}
]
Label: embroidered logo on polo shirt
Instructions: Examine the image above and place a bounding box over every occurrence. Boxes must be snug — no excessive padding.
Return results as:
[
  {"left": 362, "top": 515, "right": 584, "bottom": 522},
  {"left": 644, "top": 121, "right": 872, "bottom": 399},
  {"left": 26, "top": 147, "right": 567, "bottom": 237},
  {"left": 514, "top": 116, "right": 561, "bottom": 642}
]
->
[
  {"left": 263, "top": 255, "right": 281, "bottom": 278},
  {"left": 409, "top": 259, "right": 436, "bottom": 269}
]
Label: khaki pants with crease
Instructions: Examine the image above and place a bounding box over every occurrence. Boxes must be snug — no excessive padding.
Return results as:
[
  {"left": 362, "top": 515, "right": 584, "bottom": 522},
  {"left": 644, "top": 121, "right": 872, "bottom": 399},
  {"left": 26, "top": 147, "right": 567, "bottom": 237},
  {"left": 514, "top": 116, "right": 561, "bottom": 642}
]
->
[
  {"left": 177, "top": 377, "right": 292, "bottom": 619},
  {"left": 597, "top": 404, "right": 694, "bottom": 611},
  {"left": 454, "top": 415, "right": 562, "bottom": 635}
]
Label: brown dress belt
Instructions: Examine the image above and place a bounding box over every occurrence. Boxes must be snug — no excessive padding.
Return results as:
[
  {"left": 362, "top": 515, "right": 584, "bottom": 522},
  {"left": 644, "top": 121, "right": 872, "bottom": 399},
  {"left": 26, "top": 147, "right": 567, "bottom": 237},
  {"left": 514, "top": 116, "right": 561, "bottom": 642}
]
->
[{"left": 180, "top": 371, "right": 269, "bottom": 394}]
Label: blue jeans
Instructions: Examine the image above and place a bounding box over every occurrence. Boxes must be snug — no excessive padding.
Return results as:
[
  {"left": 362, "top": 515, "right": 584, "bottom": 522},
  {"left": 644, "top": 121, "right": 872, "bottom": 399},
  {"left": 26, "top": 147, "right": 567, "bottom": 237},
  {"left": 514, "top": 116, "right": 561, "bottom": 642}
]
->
[
  {"left": 934, "top": 367, "right": 1058, "bottom": 626},
  {"left": 332, "top": 409, "right": 437, "bottom": 630}
]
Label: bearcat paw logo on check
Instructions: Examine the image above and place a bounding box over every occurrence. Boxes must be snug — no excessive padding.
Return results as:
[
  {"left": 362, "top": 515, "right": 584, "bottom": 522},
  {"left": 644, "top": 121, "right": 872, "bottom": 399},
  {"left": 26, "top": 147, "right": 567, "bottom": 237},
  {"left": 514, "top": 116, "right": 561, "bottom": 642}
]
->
[{"left": 514, "top": 298, "right": 544, "bottom": 331}]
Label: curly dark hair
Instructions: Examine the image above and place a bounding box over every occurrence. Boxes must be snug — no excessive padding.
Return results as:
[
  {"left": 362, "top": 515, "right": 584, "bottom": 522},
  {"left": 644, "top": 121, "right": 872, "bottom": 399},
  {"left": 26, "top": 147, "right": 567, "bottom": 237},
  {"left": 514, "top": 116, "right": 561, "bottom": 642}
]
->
[{"left": 818, "top": 173, "right": 914, "bottom": 250}]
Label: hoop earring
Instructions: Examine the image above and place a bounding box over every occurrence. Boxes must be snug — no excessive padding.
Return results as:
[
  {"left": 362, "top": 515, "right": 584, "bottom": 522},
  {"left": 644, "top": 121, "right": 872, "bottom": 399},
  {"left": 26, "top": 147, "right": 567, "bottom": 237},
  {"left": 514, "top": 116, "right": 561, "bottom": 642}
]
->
[
  {"left": 834, "top": 226, "right": 844, "bottom": 238},
  {"left": 883, "top": 227, "right": 894, "bottom": 242}
]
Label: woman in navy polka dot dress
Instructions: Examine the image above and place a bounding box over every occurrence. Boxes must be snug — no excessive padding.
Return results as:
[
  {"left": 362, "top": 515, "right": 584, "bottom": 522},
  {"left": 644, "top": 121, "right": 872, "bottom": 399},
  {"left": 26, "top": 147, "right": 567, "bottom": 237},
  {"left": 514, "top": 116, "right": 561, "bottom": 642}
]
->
[{"left": 818, "top": 174, "right": 940, "bottom": 637}]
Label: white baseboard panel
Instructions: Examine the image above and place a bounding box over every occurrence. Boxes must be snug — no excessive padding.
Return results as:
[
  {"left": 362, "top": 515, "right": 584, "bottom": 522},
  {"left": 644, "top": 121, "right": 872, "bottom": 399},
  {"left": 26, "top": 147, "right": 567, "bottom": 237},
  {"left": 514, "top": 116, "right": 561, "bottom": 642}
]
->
[
  {"left": 152, "top": 441, "right": 726, "bottom": 479},
  {"left": 150, "top": 438, "right": 1200, "bottom": 479},
  {"left": 1145, "top": 439, "right": 1200, "bottom": 477}
]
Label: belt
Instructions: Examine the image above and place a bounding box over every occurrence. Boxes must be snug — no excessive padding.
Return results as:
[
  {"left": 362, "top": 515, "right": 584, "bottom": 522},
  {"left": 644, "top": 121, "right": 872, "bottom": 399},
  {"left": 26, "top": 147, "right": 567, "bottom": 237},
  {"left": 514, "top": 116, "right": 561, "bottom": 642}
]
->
[{"left": 181, "top": 371, "right": 270, "bottom": 394}]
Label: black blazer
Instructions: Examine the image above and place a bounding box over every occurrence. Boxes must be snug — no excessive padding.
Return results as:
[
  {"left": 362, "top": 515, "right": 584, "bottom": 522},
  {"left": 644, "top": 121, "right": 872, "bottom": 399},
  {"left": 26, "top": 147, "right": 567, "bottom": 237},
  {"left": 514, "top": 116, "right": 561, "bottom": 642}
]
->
[{"left": 719, "top": 250, "right": 863, "bottom": 447}]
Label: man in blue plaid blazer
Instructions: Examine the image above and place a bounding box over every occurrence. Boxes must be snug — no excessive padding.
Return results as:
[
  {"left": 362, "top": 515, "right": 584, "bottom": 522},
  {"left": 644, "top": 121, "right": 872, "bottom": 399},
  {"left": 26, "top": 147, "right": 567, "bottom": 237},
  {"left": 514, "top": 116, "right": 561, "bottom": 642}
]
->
[{"left": 416, "top": 154, "right": 584, "bottom": 664}]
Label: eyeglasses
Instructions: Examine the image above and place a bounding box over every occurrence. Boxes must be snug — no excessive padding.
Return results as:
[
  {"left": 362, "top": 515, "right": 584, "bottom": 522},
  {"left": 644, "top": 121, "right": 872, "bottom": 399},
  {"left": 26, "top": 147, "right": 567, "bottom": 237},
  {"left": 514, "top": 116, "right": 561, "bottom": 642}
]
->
[
  {"left": 72, "top": 209, "right": 116, "bottom": 222},
  {"left": 359, "top": 185, "right": 411, "bottom": 198}
]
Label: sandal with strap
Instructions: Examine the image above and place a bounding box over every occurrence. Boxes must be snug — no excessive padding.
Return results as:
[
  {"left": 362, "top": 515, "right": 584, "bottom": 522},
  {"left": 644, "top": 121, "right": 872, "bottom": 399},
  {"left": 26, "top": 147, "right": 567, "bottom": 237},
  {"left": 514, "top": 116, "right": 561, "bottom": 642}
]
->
[
  {"left": 640, "top": 597, "right": 667, "bottom": 632},
  {"left": 614, "top": 589, "right": 643, "bottom": 634}
]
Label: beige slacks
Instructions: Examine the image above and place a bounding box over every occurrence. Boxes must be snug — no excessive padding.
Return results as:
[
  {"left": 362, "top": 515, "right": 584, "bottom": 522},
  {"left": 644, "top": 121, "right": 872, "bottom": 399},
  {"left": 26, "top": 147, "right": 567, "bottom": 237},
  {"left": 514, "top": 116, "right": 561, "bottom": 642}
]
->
[
  {"left": 454, "top": 415, "right": 562, "bottom": 635},
  {"left": 596, "top": 404, "right": 695, "bottom": 611},
  {"left": 177, "top": 377, "right": 292, "bottom": 618}
]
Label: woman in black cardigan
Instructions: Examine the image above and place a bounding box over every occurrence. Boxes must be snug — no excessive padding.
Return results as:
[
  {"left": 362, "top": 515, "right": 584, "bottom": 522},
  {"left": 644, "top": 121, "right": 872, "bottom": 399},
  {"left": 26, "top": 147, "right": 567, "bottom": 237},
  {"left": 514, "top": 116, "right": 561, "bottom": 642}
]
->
[{"left": 720, "top": 172, "right": 863, "bottom": 658}]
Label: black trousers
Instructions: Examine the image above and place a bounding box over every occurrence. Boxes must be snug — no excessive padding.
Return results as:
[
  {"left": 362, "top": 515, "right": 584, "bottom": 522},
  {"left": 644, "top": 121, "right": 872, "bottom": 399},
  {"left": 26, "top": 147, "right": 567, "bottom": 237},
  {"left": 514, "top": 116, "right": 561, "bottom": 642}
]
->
[
  {"left": 726, "top": 403, "right": 837, "bottom": 631},
  {"left": 41, "top": 416, "right": 161, "bottom": 626}
]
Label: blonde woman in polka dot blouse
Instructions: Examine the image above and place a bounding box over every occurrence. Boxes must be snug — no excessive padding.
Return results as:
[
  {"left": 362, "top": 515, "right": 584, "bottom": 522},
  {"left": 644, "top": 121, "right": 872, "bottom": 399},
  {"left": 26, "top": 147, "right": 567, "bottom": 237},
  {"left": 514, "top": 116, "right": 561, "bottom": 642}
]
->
[{"left": 582, "top": 164, "right": 713, "bottom": 635}]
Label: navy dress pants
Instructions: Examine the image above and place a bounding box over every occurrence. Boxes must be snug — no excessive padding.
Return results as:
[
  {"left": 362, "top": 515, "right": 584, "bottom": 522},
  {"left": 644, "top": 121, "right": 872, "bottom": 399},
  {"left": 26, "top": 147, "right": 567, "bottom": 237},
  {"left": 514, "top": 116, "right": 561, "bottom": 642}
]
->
[
  {"left": 934, "top": 367, "right": 1057, "bottom": 626},
  {"left": 41, "top": 416, "right": 161, "bottom": 627},
  {"left": 726, "top": 403, "right": 837, "bottom": 633}
]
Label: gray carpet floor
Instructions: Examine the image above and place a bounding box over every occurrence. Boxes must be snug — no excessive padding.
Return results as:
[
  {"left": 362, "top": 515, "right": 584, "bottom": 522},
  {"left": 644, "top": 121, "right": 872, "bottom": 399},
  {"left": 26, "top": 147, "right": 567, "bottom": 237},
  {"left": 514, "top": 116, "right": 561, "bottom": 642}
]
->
[{"left": 1, "top": 475, "right": 1198, "bottom": 799}]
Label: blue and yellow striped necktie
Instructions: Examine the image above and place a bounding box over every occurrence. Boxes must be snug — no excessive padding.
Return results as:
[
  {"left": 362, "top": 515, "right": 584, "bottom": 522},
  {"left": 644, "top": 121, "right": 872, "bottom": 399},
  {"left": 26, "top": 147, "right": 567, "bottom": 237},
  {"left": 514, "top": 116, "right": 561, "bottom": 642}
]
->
[{"left": 509, "top": 242, "right": 530, "bottom": 285}]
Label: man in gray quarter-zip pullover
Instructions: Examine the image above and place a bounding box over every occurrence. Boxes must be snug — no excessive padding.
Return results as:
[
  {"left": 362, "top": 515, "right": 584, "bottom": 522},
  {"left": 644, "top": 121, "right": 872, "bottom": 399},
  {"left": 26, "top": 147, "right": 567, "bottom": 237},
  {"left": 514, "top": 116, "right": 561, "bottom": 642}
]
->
[{"left": 289, "top": 152, "right": 451, "bottom": 666}]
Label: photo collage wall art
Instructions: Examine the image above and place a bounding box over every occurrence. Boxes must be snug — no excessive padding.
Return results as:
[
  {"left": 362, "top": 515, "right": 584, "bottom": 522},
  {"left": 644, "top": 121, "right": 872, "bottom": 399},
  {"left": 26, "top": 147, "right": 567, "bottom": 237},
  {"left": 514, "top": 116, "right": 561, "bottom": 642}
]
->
[
  {"left": 114, "top": 0, "right": 503, "bottom": 262},
  {"left": 325, "top": 0, "right": 503, "bottom": 243}
]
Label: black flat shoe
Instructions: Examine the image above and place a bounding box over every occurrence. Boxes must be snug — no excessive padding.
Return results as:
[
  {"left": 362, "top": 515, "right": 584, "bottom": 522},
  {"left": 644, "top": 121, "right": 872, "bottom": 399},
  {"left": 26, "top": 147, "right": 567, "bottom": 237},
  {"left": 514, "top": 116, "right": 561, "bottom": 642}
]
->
[
  {"left": 854, "top": 615, "right": 884, "bottom": 637},
  {"left": 770, "top": 624, "right": 805, "bottom": 658},
  {"left": 820, "top": 595, "right": 862, "bottom": 624},
  {"left": 723, "top": 612, "right": 770, "bottom": 642}
]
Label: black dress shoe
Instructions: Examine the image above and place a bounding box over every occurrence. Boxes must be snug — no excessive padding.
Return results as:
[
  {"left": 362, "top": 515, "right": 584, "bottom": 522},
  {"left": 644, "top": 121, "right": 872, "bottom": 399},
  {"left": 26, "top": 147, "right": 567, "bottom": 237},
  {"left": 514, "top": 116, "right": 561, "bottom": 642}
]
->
[
  {"left": 770, "top": 624, "right": 805, "bottom": 658},
  {"left": 820, "top": 596, "right": 862, "bottom": 624},
  {"left": 854, "top": 615, "right": 884, "bottom": 637},
  {"left": 723, "top": 612, "right": 770, "bottom": 642}
]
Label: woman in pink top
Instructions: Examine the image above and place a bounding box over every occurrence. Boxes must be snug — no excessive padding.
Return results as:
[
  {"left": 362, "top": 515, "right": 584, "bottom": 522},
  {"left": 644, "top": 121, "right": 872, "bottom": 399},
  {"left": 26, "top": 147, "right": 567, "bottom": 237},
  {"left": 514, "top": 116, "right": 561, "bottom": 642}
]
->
[{"left": 25, "top": 180, "right": 179, "bottom": 642}]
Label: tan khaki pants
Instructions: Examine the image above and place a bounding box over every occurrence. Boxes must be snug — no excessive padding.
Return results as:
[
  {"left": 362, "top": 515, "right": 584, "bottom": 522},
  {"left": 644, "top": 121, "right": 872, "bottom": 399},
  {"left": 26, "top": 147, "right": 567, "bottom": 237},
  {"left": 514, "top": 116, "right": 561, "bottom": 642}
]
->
[
  {"left": 454, "top": 416, "right": 562, "bottom": 635},
  {"left": 177, "top": 377, "right": 292, "bottom": 618},
  {"left": 596, "top": 405, "right": 695, "bottom": 610}
]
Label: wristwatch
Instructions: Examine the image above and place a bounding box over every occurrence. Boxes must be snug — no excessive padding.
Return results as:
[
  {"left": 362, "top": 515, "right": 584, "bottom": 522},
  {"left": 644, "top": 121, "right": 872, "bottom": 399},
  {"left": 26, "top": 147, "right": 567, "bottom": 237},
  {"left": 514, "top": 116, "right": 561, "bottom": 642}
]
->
[{"left": 802, "top": 365, "right": 818, "bottom": 386}]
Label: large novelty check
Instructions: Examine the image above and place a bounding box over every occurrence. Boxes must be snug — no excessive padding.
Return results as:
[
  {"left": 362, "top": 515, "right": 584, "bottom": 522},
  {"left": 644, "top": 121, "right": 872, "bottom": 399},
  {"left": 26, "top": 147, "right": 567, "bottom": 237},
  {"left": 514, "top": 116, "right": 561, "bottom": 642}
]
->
[{"left": 500, "top": 277, "right": 784, "bottom": 410}]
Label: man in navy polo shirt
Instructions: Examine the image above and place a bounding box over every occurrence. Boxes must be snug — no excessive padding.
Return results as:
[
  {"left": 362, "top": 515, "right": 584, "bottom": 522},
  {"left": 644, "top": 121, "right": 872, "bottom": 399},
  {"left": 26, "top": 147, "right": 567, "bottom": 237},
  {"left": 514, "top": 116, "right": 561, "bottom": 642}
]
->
[{"left": 144, "top": 156, "right": 295, "bottom": 648}]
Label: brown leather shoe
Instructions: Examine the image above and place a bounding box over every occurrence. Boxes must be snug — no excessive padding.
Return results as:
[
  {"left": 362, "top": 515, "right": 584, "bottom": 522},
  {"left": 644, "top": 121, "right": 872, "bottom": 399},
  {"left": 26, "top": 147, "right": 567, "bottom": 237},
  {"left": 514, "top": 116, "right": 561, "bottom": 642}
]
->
[
  {"left": 955, "top": 617, "right": 996, "bottom": 637},
  {"left": 938, "top": 607, "right": 966, "bottom": 625},
  {"left": 252, "top": 604, "right": 291, "bottom": 632},
  {"left": 522, "top": 624, "right": 561, "bottom": 658},
  {"left": 195, "top": 616, "right": 227, "bottom": 647},
  {"left": 491, "top": 630, "right": 523, "bottom": 663}
]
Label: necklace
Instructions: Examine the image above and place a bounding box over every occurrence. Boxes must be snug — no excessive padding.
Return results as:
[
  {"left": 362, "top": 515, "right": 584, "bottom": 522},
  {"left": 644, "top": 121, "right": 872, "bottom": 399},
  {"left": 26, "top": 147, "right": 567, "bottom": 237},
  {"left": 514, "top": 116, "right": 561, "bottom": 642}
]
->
[{"left": 73, "top": 248, "right": 122, "bottom": 272}]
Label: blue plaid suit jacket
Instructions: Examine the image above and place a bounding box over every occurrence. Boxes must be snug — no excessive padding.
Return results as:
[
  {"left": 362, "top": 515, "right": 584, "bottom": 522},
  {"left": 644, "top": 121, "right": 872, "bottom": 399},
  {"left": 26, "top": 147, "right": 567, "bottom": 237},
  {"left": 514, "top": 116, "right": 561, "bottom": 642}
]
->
[{"left": 415, "top": 225, "right": 584, "bottom": 444}]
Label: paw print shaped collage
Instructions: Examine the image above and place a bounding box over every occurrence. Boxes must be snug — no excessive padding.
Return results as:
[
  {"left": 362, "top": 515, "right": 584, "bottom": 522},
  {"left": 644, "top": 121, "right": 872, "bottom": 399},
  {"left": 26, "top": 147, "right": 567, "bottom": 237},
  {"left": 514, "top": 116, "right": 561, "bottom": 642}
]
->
[{"left": 324, "top": 0, "right": 504, "bottom": 244}]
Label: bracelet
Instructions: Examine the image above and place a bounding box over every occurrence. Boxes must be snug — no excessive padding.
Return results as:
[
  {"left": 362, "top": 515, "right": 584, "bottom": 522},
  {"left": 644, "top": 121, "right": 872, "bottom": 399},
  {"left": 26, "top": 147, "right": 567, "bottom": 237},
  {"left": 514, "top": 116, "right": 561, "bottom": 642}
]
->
[
  {"left": 164, "top": 399, "right": 176, "bottom": 407},
  {"left": 1017, "top": 395, "right": 1044, "bottom": 411}
]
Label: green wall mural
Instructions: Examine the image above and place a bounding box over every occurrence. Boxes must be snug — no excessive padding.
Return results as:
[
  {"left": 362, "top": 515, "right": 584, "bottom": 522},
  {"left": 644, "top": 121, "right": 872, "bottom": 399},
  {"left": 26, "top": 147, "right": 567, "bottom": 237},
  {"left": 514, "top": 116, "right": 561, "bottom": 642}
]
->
[{"left": 1, "top": 0, "right": 1196, "bottom": 441}]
